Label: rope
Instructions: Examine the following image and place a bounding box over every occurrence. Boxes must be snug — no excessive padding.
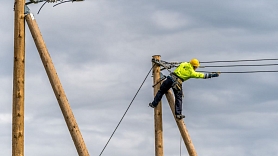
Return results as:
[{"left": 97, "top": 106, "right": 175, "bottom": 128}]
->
[{"left": 99, "top": 65, "right": 155, "bottom": 156}]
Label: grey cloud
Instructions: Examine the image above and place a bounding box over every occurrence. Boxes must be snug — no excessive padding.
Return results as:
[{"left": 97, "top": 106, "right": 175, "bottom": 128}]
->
[{"left": 2, "top": 0, "right": 278, "bottom": 156}]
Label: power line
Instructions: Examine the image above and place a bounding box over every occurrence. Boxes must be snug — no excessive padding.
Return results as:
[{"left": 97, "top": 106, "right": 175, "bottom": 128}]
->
[
  {"left": 202, "top": 63, "right": 278, "bottom": 68},
  {"left": 158, "top": 59, "right": 278, "bottom": 73},
  {"left": 99, "top": 65, "right": 154, "bottom": 156},
  {"left": 197, "top": 70, "right": 278, "bottom": 73},
  {"left": 200, "top": 58, "right": 278, "bottom": 63}
]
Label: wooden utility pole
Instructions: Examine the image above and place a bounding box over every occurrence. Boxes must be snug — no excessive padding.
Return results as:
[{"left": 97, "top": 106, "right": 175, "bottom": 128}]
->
[
  {"left": 152, "top": 55, "right": 164, "bottom": 156},
  {"left": 12, "top": 0, "right": 25, "bottom": 155},
  {"left": 165, "top": 90, "right": 197, "bottom": 156},
  {"left": 25, "top": 12, "right": 90, "bottom": 156}
]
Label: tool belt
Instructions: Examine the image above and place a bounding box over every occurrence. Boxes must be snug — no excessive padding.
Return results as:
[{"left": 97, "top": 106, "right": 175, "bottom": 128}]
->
[{"left": 170, "top": 73, "right": 183, "bottom": 91}]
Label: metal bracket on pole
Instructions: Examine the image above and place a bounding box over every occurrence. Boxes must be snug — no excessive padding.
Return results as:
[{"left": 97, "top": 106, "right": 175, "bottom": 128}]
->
[{"left": 24, "top": 5, "right": 30, "bottom": 15}]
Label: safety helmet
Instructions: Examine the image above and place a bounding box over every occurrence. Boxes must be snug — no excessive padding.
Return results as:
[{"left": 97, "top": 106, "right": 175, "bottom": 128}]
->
[{"left": 190, "top": 58, "right": 200, "bottom": 67}]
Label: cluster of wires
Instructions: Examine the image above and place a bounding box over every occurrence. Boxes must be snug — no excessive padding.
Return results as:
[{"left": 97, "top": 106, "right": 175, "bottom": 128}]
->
[
  {"left": 25, "top": 0, "right": 83, "bottom": 14},
  {"left": 160, "top": 58, "right": 278, "bottom": 74}
]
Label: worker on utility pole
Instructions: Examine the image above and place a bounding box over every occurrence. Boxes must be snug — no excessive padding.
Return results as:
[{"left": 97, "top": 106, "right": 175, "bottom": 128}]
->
[{"left": 149, "top": 58, "right": 220, "bottom": 119}]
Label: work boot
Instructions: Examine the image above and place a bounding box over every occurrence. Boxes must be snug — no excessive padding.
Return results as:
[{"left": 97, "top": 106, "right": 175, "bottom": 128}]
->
[
  {"left": 176, "top": 114, "right": 185, "bottom": 120},
  {"left": 149, "top": 103, "right": 155, "bottom": 108}
]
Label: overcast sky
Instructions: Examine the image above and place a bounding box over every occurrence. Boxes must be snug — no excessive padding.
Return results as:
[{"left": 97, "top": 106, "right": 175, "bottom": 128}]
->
[{"left": 1, "top": 0, "right": 278, "bottom": 156}]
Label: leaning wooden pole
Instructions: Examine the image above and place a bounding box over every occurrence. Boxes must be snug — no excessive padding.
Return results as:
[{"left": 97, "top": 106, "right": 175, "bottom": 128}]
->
[
  {"left": 152, "top": 55, "right": 164, "bottom": 156},
  {"left": 165, "top": 90, "right": 197, "bottom": 156},
  {"left": 12, "top": 0, "right": 26, "bottom": 155},
  {"left": 25, "top": 12, "right": 90, "bottom": 156}
]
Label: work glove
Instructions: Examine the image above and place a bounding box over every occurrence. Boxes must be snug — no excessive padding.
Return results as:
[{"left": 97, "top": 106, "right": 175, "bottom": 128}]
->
[
  {"left": 204, "top": 72, "right": 220, "bottom": 79},
  {"left": 211, "top": 72, "right": 220, "bottom": 77}
]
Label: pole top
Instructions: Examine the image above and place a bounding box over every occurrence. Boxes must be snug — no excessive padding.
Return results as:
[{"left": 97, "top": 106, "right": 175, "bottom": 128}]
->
[{"left": 152, "top": 55, "right": 161, "bottom": 59}]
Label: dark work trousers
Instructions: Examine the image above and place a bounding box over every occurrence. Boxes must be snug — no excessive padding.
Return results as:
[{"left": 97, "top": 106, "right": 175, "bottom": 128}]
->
[{"left": 151, "top": 76, "right": 183, "bottom": 115}]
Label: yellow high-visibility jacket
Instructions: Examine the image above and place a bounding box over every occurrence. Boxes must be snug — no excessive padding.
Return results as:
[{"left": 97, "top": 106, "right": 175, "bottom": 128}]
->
[{"left": 173, "top": 62, "right": 204, "bottom": 81}]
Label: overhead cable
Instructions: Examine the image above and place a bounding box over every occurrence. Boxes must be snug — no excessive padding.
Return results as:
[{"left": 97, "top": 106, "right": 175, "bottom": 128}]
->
[
  {"left": 197, "top": 70, "right": 278, "bottom": 73},
  {"left": 158, "top": 58, "right": 278, "bottom": 72},
  {"left": 202, "top": 63, "right": 278, "bottom": 68},
  {"left": 200, "top": 58, "right": 278, "bottom": 63},
  {"left": 25, "top": 0, "right": 84, "bottom": 14}
]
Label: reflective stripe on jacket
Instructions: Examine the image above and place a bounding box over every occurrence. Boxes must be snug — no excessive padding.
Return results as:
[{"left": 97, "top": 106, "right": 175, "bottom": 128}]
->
[{"left": 173, "top": 62, "right": 204, "bottom": 81}]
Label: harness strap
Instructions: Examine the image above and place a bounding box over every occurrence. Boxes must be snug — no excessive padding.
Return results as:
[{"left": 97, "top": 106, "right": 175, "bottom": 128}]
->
[{"left": 170, "top": 73, "right": 183, "bottom": 82}]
